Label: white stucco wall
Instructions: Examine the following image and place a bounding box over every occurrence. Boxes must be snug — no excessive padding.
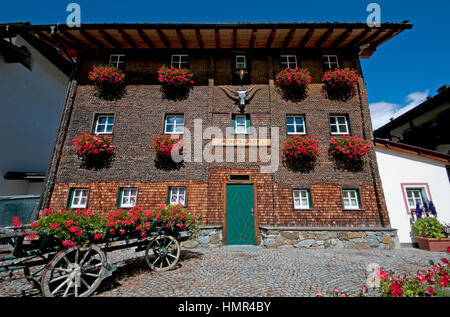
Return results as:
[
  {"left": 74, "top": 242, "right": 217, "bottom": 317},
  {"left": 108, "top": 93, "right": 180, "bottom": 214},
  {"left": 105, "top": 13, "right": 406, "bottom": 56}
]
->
[
  {"left": 375, "top": 147, "right": 450, "bottom": 244},
  {"left": 0, "top": 35, "right": 68, "bottom": 195}
]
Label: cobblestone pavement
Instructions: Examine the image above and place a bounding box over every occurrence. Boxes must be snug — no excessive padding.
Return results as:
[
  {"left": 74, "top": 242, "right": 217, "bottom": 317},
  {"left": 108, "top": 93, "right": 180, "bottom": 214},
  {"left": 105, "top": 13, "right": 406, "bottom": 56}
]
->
[{"left": 0, "top": 246, "right": 447, "bottom": 297}]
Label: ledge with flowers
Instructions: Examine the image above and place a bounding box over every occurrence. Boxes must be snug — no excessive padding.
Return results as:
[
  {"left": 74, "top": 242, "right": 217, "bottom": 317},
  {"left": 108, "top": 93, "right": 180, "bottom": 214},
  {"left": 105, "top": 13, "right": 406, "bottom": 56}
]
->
[
  {"left": 275, "top": 67, "right": 311, "bottom": 101},
  {"left": 88, "top": 64, "right": 126, "bottom": 100},
  {"left": 72, "top": 133, "right": 115, "bottom": 170},
  {"left": 157, "top": 65, "right": 194, "bottom": 100},
  {"left": 283, "top": 135, "right": 322, "bottom": 172},
  {"left": 151, "top": 134, "right": 185, "bottom": 170},
  {"left": 322, "top": 68, "right": 360, "bottom": 101},
  {"left": 328, "top": 135, "right": 371, "bottom": 171}
]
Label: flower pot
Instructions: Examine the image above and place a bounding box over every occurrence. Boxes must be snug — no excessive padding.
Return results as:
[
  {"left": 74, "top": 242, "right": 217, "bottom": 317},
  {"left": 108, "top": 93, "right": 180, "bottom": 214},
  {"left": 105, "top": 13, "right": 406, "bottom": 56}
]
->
[{"left": 415, "top": 236, "right": 450, "bottom": 252}]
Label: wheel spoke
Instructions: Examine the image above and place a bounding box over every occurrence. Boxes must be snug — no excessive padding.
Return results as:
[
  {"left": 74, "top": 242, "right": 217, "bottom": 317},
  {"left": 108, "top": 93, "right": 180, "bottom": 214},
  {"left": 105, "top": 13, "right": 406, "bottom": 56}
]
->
[
  {"left": 51, "top": 279, "right": 68, "bottom": 295},
  {"left": 83, "top": 272, "right": 100, "bottom": 278},
  {"left": 81, "top": 277, "right": 90, "bottom": 288},
  {"left": 152, "top": 256, "right": 161, "bottom": 266},
  {"left": 50, "top": 274, "right": 69, "bottom": 283},
  {"left": 167, "top": 253, "right": 177, "bottom": 259},
  {"left": 54, "top": 267, "right": 71, "bottom": 273},
  {"left": 165, "top": 257, "right": 171, "bottom": 266},
  {"left": 75, "top": 248, "right": 79, "bottom": 264},
  {"left": 62, "top": 256, "right": 71, "bottom": 266},
  {"left": 63, "top": 283, "right": 71, "bottom": 297},
  {"left": 79, "top": 247, "right": 92, "bottom": 265}
]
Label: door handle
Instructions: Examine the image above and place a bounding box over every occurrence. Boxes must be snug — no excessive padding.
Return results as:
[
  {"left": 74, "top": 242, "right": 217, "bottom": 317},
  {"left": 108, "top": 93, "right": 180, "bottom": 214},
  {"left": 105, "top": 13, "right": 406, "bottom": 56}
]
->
[{"left": 250, "top": 208, "right": 254, "bottom": 216}]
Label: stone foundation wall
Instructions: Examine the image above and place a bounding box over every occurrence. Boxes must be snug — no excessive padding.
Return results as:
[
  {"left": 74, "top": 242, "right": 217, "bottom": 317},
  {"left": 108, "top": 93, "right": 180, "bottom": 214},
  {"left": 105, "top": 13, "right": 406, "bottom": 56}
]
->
[
  {"left": 181, "top": 226, "right": 223, "bottom": 248},
  {"left": 260, "top": 228, "right": 399, "bottom": 250}
]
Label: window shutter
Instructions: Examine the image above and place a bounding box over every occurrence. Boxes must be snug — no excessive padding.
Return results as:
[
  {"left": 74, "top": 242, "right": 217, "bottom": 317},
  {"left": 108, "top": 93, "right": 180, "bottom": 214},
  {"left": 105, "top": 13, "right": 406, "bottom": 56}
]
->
[
  {"left": 68, "top": 189, "right": 74, "bottom": 208},
  {"left": 167, "top": 187, "right": 172, "bottom": 204},
  {"left": 246, "top": 115, "right": 251, "bottom": 134},
  {"left": 232, "top": 115, "right": 236, "bottom": 133},
  {"left": 117, "top": 188, "right": 123, "bottom": 207},
  {"left": 307, "top": 190, "right": 312, "bottom": 208}
]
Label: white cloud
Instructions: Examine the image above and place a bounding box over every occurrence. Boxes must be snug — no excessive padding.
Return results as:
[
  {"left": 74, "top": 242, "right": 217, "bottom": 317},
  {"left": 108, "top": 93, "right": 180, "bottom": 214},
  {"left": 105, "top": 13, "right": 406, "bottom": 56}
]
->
[{"left": 369, "top": 90, "right": 429, "bottom": 130}]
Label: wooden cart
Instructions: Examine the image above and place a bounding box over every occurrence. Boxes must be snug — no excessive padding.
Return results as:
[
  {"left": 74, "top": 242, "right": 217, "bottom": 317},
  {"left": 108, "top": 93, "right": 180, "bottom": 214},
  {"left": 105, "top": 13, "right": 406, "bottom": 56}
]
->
[{"left": 0, "top": 225, "right": 190, "bottom": 297}]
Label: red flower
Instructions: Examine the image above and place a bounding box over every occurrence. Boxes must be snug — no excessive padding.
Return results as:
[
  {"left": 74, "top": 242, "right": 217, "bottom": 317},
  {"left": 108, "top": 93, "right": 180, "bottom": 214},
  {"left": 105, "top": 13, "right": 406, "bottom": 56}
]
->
[
  {"left": 68, "top": 225, "right": 79, "bottom": 233},
  {"left": 94, "top": 233, "right": 102, "bottom": 240}
]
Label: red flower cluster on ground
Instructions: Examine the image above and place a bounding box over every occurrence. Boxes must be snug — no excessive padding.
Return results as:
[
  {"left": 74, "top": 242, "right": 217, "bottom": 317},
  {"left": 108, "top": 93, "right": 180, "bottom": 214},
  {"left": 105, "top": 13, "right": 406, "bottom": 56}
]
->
[
  {"left": 322, "top": 68, "right": 360, "bottom": 89},
  {"left": 88, "top": 65, "right": 125, "bottom": 85},
  {"left": 151, "top": 134, "right": 183, "bottom": 158},
  {"left": 72, "top": 133, "right": 115, "bottom": 160},
  {"left": 275, "top": 68, "right": 311, "bottom": 89},
  {"left": 283, "top": 135, "right": 321, "bottom": 161},
  {"left": 157, "top": 65, "right": 194, "bottom": 86},
  {"left": 329, "top": 135, "right": 371, "bottom": 162}
]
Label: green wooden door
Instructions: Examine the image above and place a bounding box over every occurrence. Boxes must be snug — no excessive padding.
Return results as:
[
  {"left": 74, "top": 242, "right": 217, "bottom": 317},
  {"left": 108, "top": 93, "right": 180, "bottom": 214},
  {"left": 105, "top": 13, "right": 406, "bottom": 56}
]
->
[{"left": 226, "top": 184, "right": 255, "bottom": 245}]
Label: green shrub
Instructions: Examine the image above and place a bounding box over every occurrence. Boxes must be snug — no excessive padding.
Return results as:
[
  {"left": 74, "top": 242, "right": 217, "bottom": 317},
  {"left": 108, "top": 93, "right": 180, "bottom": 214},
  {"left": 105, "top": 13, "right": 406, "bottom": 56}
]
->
[{"left": 413, "top": 218, "right": 446, "bottom": 239}]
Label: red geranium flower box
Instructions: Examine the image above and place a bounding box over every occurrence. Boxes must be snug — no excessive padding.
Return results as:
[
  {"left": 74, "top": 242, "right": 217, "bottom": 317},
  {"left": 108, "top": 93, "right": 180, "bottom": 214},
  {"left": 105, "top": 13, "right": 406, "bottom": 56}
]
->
[
  {"left": 157, "top": 65, "right": 194, "bottom": 87},
  {"left": 283, "top": 135, "right": 321, "bottom": 161},
  {"left": 72, "top": 133, "right": 115, "bottom": 162},
  {"left": 151, "top": 134, "right": 184, "bottom": 158},
  {"left": 329, "top": 135, "right": 371, "bottom": 162}
]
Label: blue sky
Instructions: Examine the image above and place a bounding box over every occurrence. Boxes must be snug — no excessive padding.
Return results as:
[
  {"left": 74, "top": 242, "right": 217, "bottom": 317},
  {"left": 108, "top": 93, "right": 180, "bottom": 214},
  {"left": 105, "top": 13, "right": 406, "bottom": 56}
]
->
[{"left": 1, "top": 0, "right": 449, "bottom": 129}]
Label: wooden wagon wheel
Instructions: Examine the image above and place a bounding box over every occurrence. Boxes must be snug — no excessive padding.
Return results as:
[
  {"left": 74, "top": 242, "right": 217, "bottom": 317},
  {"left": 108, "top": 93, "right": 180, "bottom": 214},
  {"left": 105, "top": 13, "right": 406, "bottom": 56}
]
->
[
  {"left": 145, "top": 235, "right": 180, "bottom": 272},
  {"left": 40, "top": 244, "right": 106, "bottom": 297}
]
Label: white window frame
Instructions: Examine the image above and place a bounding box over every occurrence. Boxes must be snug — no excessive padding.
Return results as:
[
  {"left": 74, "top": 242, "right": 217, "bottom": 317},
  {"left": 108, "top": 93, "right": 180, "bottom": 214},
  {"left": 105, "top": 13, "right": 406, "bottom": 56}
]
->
[
  {"left": 95, "top": 115, "right": 114, "bottom": 134},
  {"left": 235, "top": 55, "right": 247, "bottom": 69},
  {"left": 405, "top": 187, "right": 427, "bottom": 211},
  {"left": 234, "top": 114, "right": 248, "bottom": 134},
  {"left": 169, "top": 187, "right": 186, "bottom": 206},
  {"left": 323, "top": 54, "right": 339, "bottom": 70},
  {"left": 286, "top": 115, "right": 306, "bottom": 134},
  {"left": 164, "top": 115, "right": 184, "bottom": 134},
  {"left": 281, "top": 55, "right": 298, "bottom": 69},
  {"left": 120, "top": 188, "right": 138, "bottom": 208},
  {"left": 293, "top": 189, "right": 311, "bottom": 209},
  {"left": 171, "top": 54, "right": 189, "bottom": 68},
  {"left": 70, "top": 189, "right": 89, "bottom": 209},
  {"left": 109, "top": 54, "right": 125, "bottom": 69},
  {"left": 342, "top": 189, "right": 361, "bottom": 210},
  {"left": 330, "top": 115, "right": 349, "bottom": 135}
]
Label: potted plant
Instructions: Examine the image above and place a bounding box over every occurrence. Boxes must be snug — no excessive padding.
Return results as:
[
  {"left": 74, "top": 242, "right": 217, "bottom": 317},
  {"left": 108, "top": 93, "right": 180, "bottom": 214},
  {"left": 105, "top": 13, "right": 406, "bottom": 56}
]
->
[
  {"left": 322, "top": 68, "right": 360, "bottom": 101},
  {"left": 88, "top": 64, "right": 126, "bottom": 100},
  {"left": 157, "top": 65, "right": 194, "bottom": 100},
  {"left": 413, "top": 217, "right": 450, "bottom": 251},
  {"left": 275, "top": 67, "right": 311, "bottom": 100},
  {"left": 72, "top": 133, "right": 115, "bottom": 169}
]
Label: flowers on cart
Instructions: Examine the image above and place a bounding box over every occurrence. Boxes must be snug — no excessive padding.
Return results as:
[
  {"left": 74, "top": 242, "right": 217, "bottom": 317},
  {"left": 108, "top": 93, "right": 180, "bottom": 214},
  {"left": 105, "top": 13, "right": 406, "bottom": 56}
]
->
[{"left": 14, "top": 204, "right": 198, "bottom": 248}]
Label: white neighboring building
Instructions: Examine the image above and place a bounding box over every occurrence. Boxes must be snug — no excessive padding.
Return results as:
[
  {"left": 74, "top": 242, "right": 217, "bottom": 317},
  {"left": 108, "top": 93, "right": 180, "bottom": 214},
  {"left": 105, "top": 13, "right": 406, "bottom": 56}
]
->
[
  {"left": 0, "top": 23, "right": 71, "bottom": 225},
  {"left": 375, "top": 138, "right": 450, "bottom": 246}
]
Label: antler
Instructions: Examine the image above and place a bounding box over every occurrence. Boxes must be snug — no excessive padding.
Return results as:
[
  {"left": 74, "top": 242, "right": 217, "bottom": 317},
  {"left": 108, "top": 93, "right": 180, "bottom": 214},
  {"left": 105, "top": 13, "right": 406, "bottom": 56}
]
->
[{"left": 245, "top": 87, "right": 261, "bottom": 101}]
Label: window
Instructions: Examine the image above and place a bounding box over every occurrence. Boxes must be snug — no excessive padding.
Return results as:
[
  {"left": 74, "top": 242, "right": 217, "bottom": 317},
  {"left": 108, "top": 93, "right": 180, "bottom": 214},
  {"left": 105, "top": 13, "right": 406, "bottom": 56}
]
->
[
  {"left": 286, "top": 116, "right": 306, "bottom": 134},
  {"left": 94, "top": 115, "right": 114, "bottom": 134},
  {"left": 119, "top": 188, "right": 138, "bottom": 208},
  {"left": 330, "top": 115, "right": 349, "bottom": 134},
  {"left": 405, "top": 187, "right": 427, "bottom": 211},
  {"left": 69, "top": 189, "right": 89, "bottom": 209},
  {"left": 235, "top": 55, "right": 246, "bottom": 69},
  {"left": 281, "top": 55, "right": 298, "bottom": 68},
  {"left": 323, "top": 55, "right": 339, "bottom": 70},
  {"left": 164, "top": 115, "right": 184, "bottom": 134},
  {"left": 171, "top": 54, "right": 189, "bottom": 68},
  {"left": 232, "top": 114, "right": 250, "bottom": 134},
  {"left": 342, "top": 189, "right": 361, "bottom": 210},
  {"left": 293, "top": 189, "right": 311, "bottom": 209},
  {"left": 109, "top": 54, "right": 125, "bottom": 69},
  {"left": 169, "top": 187, "right": 186, "bottom": 206}
]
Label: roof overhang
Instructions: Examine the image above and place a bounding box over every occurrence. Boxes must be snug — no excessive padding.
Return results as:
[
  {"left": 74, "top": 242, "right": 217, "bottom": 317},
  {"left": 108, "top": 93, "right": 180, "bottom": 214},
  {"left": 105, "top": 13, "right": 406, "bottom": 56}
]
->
[
  {"left": 0, "top": 22, "right": 412, "bottom": 62},
  {"left": 375, "top": 138, "right": 450, "bottom": 164}
]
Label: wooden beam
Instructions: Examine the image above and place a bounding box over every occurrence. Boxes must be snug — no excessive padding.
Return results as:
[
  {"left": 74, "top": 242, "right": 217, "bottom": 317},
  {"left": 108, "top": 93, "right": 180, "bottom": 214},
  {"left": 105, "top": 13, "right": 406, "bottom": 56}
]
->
[
  {"left": 61, "top": 31, "right": 87, "bottom": 49},
  {"left": 232, "top": 28, "right": 237, "bottom": 49},
  {"left": 137, "top": 29, "right": 154, "bottom": 48},
  {"left": 249, "top": 28, "right": 256, "bottom": 49},
  {"left": 359, "top": 28, "right": 384, "bottom": 46},
  {"left": 316, "top": 28, "right": 334, "bottom": 48},
  {"left": 195, "top": 28, "right": 203, "bottom": 49},
  {"left": 52, "top": 32, "right": 80, "bottom": 49},
  {"left": 119, "top": 29, "right": 136, "bottom": 48},
  {"left": 79, "top": 30, "right": 103, "bottom": 49},
  {"left": 283, "top": 29, "right": 295, "bottom": 48},
  {"left": 215, "top": 28, "right": 220, "bottom": 49},
  {"left": 176, "top": 29, "right": 187, "bottom": 49},
  {"left": 99, "top": 29, "right": 121, "bottom": 49},
  {"left": 266, "top": 29, "right": 276, "bottom": 48},
  {"left": 157, "top": 29, "right": 170, "bottom": 49},
  {"left": 330, "top": 28, "right": 352, "bottom": 47},
  {"left": 298, "top": 28, "right": 314, "bottom": 48},
  {"left": 366, "top": 29, "right": 396, "bottom": 48},
  {"left": 347, "top": 28, "right": 371, "bottom": 47}
]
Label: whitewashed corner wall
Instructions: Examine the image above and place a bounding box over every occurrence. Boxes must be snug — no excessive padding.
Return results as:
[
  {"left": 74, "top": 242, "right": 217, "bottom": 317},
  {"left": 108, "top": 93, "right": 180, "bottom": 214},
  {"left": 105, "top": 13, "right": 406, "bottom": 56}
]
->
[{"left": 375, "top": 147, "right": 450, "bottom": 244}]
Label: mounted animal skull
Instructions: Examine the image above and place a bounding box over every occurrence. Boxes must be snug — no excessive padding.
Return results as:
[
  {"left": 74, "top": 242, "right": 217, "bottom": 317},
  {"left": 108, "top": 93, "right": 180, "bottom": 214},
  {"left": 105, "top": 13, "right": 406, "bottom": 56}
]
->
[{"left": 220, "top": 86, "right": 260, "bottom": 112}]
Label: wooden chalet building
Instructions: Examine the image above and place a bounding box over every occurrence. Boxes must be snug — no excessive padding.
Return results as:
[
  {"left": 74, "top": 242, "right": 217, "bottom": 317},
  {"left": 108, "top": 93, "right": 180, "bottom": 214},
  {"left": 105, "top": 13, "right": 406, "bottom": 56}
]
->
[{"left": 6, "top": 22, "right": 413, "bottom": 248}]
